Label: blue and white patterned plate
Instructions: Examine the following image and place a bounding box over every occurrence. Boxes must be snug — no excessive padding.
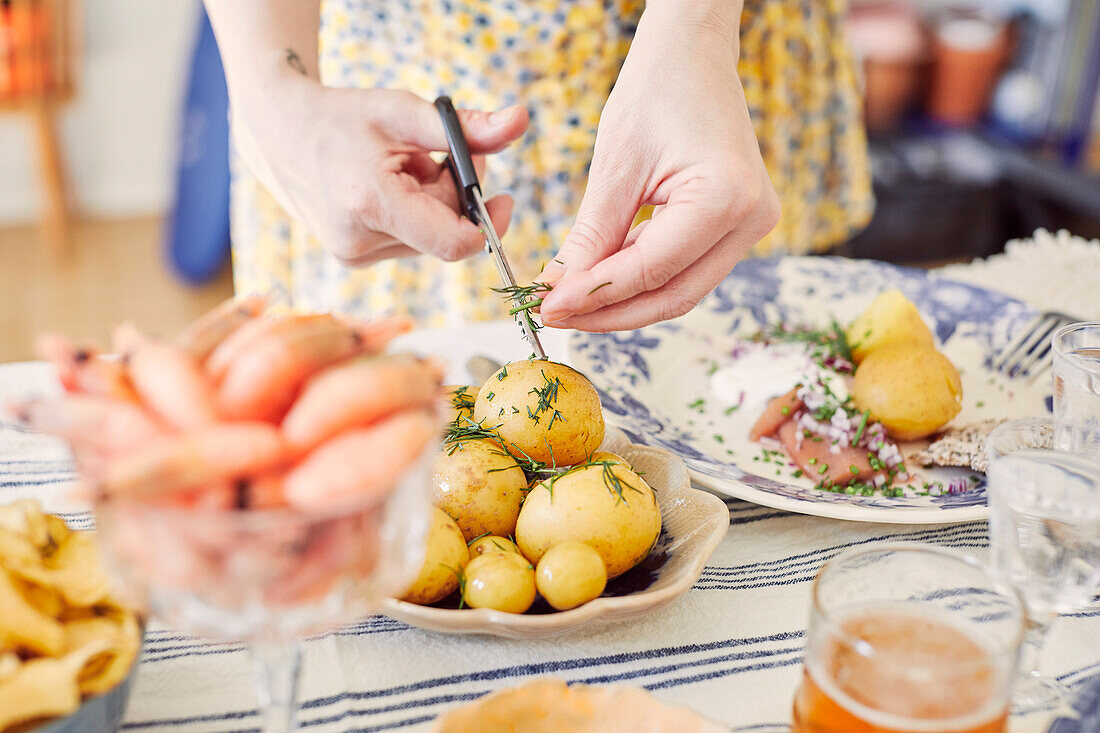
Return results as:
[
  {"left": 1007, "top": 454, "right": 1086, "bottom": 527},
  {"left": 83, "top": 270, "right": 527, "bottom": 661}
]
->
[{"left": 569, "top": 257, "right": 1050, "bottom": 524}]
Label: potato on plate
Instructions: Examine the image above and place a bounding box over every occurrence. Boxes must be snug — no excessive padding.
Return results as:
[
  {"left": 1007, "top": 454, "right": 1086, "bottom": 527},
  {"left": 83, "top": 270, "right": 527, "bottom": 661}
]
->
[
  {"left": 400, "top": 508, "right": 470, "bottom": 605},
  {"left": 535, "top": 541, "right": 607, "bottom": 611},
  {"left": 852, "top": 343, "right": 963, "bottom": 440},
  {"left": 468, "top": 535, "right": 521, "bottom": 557},
  {"left": 432, "top": 439, "right": 527, "bottom": 541},
  {"left": 516, "top": 461, "right": 660, "bottom": 579},
  {"left": 846, "top": 289, "right": 936, "bottom": 363},
  {"left": 473, "top": 360, "right": 604, "bottom": 467},
  {"left": 462, "top": 551, "right": 537, "bottom": 614}
]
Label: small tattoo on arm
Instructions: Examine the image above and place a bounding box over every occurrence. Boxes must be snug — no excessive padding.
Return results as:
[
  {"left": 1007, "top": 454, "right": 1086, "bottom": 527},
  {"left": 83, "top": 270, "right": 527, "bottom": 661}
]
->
[{"left": 285, "top": 48, "right": 307, "bottom": 76}]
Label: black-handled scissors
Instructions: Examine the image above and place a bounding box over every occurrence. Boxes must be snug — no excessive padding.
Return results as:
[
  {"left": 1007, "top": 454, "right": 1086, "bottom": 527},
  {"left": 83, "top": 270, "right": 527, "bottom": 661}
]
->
[{"left": 435, "top": 96, "right": 547, "bottom": 360}]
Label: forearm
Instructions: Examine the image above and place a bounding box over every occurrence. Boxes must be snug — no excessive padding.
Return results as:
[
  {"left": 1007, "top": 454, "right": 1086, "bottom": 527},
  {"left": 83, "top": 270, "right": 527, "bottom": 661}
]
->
[
  {"left": 641, "top": 0, "right": 741, "bottom": 51},
  {"left": 203, "top": 0, "right": 320, "bottom": 113}
]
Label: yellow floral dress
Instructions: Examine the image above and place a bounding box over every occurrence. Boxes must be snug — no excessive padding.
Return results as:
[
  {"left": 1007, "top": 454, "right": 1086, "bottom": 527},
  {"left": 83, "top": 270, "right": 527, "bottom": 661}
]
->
[{"left": 230, "top": 0, "right": 873, "bottom": 327}]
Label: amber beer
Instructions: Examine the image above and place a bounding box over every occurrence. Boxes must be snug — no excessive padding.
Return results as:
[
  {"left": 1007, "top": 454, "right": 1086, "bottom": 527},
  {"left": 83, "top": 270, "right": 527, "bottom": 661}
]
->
[{"left": 792, "top": 609, "right": 1009, "bottom": 733}]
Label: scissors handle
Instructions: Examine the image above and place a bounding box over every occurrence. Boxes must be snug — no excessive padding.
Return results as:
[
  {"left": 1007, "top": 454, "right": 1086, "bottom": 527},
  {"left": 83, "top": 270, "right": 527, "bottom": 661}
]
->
[{"left": 434, "top": 96, "right": 481, "bottom": 222}]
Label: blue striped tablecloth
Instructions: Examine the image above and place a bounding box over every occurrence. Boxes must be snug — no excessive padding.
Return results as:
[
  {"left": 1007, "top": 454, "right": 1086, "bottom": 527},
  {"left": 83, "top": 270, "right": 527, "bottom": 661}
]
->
[{"left": 1, "top": 321, "right": 1097, "bottom": 733}]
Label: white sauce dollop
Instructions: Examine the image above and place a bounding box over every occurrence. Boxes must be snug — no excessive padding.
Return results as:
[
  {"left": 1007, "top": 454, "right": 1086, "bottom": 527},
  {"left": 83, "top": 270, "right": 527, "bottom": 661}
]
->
[{"left": 710, "top": 342, "right": 831, "bottom": 417}]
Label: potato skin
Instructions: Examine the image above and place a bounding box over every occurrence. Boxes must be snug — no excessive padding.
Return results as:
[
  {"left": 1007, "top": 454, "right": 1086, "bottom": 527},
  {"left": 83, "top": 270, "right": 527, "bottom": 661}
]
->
[
  {"left": 462, "top": 552, "right": 537, "bottom": 613},
  {"left": 400, "top": 507, "right": 470, "bottom": 605},
  {"left": 444, "top": 385, "right": 478, "bottom": 424},
  {"left": 847, "top": 290, "right": 935, "bottom": 363},
  {"left": 535, "top": 541, "right": 607, "bottom": 610},
  {"left": 852, "top": 343, "right": 963, "bottom": 441},
  {"left": 432, "top": 439, "right": 527, "bottom": 541},
  {"left": 468, "top": 535, "right": 521, "bottom": 557},
  {"left": 473, "top": 360, "right": 604, "bottom": 467},
  {"left": 516, "top": 463, "right": 661, "bottom": 579}
]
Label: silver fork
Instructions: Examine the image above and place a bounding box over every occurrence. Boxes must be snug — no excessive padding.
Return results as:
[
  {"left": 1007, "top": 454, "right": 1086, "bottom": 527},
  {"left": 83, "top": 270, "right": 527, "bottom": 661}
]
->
[{"left": 991, "top": 311, "right": 1077, "bottom": 381}]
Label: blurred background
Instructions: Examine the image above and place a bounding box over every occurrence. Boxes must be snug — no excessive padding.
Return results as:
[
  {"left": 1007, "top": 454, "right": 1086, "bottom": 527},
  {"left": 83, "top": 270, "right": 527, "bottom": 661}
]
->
[{"left": 0, "top": 0, "right": 1098, "bottom": 362}]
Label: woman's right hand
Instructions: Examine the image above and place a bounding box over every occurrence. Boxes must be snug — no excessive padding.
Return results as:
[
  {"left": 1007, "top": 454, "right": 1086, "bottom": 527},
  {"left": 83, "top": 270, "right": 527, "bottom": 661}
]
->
[{"left": 231, "top": 79, "right": 529, "bottom": 267}]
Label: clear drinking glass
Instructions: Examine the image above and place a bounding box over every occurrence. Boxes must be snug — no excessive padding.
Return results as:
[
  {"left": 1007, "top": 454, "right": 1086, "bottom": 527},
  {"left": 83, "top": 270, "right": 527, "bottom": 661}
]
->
[
  {"left": 791, "top": 545, "right": 1025, "bottom": 733},
  {"left": 986, "top": 422, "right": 1100, "bottom": 713},
  {"left": 93, "top": 442, "right": 434, "bottom": 732},
  {"left": 1053, "top": 322, "right": 1100, "bottom": 459}
]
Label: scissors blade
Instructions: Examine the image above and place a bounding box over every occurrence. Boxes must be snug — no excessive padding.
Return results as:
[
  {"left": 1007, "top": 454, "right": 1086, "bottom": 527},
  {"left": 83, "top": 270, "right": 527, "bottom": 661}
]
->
[{"left": 470, "top": 188, "right": 547, "bottom": 360}]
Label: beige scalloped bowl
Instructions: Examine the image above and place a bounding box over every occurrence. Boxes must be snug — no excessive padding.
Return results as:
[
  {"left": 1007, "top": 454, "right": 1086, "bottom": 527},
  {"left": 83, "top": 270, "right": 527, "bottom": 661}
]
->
[{"left": 380, "top": 427, "right": 730, "bottom": 639}]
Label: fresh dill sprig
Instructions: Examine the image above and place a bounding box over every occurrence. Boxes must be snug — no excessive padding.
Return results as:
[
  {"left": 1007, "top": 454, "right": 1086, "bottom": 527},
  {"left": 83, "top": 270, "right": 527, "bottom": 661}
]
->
[
  {"left": 536, "top": 458, "right": 644, "bottom": 505},
  {"left": 757, "top": 318, "right": 854, "bottom": 371},
  {"left": 493, "top": 282, "right": 552, "bottom": 343},
  {"left": 449, "top": 385, "right": 476, "bottom": 412}
]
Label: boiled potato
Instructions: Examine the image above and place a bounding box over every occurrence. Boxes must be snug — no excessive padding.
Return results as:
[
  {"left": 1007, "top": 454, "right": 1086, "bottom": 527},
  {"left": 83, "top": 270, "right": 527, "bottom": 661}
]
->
[
  {"left": 846, "top": 290, "right": 935, "bottom": 363},
  {"left": 468, "top": 535, "right": 521, "bottom": 557},
  {"left": 462, "top": 552, "right": 536, "bottom": 613},
  {"left": 589, "top": 451, "right": 630, "bottom": 469},
  {"left": 400, "top": 507, "right": 470, "bottom": 605},
  {"left": 444, "top": 385, "right": 478, "bottom": 424},
  {"left": 433, "top": 439, "right": 527, "bottom": 541},
  {"left": 852, "top": 343, "right": 962, "bottom": 441},
  {"left": 516, "top": 463, "right": 660, "bottom": 579},
  {"left": 535, "top": 541, "right": 607, "bottom": 611},
  {"left": 473, "top": 360, "right": 604, "bottom": 467}
]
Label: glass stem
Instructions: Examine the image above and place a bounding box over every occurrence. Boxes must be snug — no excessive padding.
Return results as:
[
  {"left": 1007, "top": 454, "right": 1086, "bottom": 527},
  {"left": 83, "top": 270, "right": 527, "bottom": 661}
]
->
[
  {"left": 250, "top": 640, "right": 303, "bottom": 733},
  {"left": 1019, "top": 617, "right": 1052, "bottom": 679}
]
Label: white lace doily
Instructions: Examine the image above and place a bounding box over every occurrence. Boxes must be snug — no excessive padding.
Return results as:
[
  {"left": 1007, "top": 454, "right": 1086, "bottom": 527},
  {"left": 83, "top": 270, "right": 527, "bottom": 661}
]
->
[{"left": 935, "top": 229, "right": 1100, "bottom": 320}]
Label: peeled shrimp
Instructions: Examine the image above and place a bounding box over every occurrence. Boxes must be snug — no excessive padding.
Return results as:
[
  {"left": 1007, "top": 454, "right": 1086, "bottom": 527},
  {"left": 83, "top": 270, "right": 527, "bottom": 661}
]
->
[
  {"left": 98, "top": 422, "right": 288, "bottom": 498},
  {"left": 12, "top": 395, "right": 163, "bottom": 456},
  {"left": 175, "top": 294, "right": 268, "bottom": 361},
  {"left": 34, "top": 335, "right": 139, "bottom": 403},
  {"left": 281, "top": 354, "right": 444, "bottom": 453},
  {"left": 216, "top": 315, "right": 384, "bottom": 422},
  {"left": 283, "top": 409, "right": 436, "bottom": 512},
  {"left": 118, "top": 325, "right": 220, "bottom": 430}
]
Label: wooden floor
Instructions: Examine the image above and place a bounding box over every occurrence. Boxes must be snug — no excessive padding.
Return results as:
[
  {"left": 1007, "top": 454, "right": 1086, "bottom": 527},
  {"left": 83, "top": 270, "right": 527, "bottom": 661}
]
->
[{"left": 0, "top": 217, "right": 234, "bottom": 363}]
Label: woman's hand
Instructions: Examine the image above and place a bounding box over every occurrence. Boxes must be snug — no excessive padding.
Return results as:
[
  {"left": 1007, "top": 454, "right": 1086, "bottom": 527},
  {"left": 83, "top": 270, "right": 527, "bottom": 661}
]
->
[
  {"left": 537, "top": 1, "right": 780, "bottom": 331},
  {"left": 233, "top": 80, "right": 528, "bottom": 267}
]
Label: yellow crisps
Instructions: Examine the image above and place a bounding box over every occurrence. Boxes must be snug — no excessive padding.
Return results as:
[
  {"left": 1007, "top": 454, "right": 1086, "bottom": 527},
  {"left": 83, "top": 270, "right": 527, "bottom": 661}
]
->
[
  {"left": 0, "top": 529, "right": 41, "bottom": 567},
  {"left": 0, "top": 568, "right": 65, "bottom": 656},
  {"left": 0, "top": 653, "right": 18, "bottom": 680},
  {"left": 0, "top": 500, "right": 52, "bottom": 547},
  {"left": 63, "top": 613, "right": 141, "bottom": 695},
  {"left": 0, "top": 639, "right": 110, "bottom": 730},
  {"left": 0, "top": 500, "right": 142, "bottom": 731},
  {"left": 6, "top": 531, "right": 111, "bottom": 607},
  {"left": 14, "top": 576, "right": 65, "bottom": 619}
]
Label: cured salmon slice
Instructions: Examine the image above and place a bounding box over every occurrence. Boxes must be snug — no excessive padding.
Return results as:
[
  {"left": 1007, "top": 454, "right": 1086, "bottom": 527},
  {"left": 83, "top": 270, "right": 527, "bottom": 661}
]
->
[
  {"left": 749, "top": 389, "right": 804, "bottom": 442},
  {"left": 776, "top": 421, "right": 876, "bottom": 486}
]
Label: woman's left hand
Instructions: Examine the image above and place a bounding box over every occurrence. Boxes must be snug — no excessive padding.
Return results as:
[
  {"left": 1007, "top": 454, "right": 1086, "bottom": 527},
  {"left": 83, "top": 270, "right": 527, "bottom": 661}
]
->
[{"left": 537, "top": 0, "right": 780, "bottom": 332}]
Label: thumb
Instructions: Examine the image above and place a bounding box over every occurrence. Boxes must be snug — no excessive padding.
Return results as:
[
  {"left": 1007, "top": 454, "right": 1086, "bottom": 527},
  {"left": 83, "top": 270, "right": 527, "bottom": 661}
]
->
[{"left": 377, "top": 91, "right": 529, "bottom": 154}]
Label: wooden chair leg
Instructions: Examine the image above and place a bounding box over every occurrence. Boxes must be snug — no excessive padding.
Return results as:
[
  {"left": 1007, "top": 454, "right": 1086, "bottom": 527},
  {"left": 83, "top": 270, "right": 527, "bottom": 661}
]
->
[{"left": 29, "top": 100, "right": 70, "bottom": 259}]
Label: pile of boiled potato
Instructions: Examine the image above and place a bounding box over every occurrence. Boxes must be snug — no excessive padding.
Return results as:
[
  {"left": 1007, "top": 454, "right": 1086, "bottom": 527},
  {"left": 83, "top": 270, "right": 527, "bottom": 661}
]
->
[
  {"left": 399, "top": 359, "right": 662, "bottom": 614},
  {"left": 846, "top": 290, "right": 963, "bottom": 440}
]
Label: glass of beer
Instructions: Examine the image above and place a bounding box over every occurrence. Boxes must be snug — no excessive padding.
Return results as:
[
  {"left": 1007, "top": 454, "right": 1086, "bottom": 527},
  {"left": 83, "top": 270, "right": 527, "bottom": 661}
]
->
[{"left": 792, "top": 545, "right": 1026, "bottom": 733}]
